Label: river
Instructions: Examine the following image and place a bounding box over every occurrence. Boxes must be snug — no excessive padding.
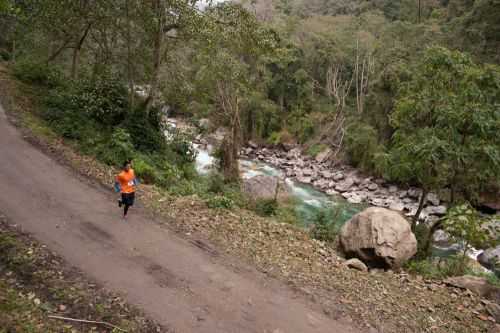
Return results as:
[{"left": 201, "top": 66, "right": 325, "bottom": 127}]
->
[
  {"left": 194, "top": 144, "right": 363, "bottom": 229},
  {"left": 193, "top": 143, "right": 489, "bottom": 267}
]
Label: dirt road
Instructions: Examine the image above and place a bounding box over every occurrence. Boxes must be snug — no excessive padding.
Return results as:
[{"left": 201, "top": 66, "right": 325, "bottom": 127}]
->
[{"left": 0, "top": 103, "right": 359, "bottom": 333}]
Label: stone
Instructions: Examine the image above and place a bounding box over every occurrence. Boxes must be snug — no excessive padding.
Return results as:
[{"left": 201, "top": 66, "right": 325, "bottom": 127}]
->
[
  {"left": 444, "top": 276, "right": 500, "bottom": 300},
  {"left": 478, "top": 246, "right": 500, "bottom": 273},
  {"left": 326, "top": 189, "right": 339, "bottom": 196},
  {"left": 345, "top": 258, "right": 368, "bottom": 272},
  {"left": 314, "top": 179, "right": 330, "bottom": 190},
  {"left": 402, "top": 198, "right": 413, "bottom": 204},
  {"left": 282, "top": 143, "right": 296, "bottom": 152},
  {"left": 486, "top": 302, "right": 500, "bottom": 323},
  {"left": 389, "top": 201, "right": 405, "bottom": 212},
  {"left": 296, "top": 176, "right": 312, "bottom": 184},
  {"left": 333, "top": 172, "right": 345, "bottom": 181},
  {"left": 335, "top": 178, "right": 355, "bottom": 193},
  {"left": 367, "top": 183, "right": 378, "bottom": 191},
  {"left": 388, "top": 186, "right": 398, "bottom": 194},
  {"left": 315, "top": 148, "right": 332, "bottom": 163},
  {"left": 340, "top": 207, "right": 417, "bottom": 268},
  {"left": 408, "top": 188, "right": 422, "bottom": 199},
  {"left": 424, "top": 205, "right": 447, "bottom": 216},
  {"left": 427, "top": 193, "right": 440, "bottom": 206},
  {"left": 321, "top": 171, "right": 334, "bottom": 179},
  {"left": 287, "top": 148, "right": 301, "bottom": 159},
  {"left": 432, "top": 230, "right": 452, "bottom": 247},
  {"left": 399, "top": 190, "right": 408, "bottom": 199},
  {"left": 302, "top": 169, "right": 314, "bottom": 177},
  {"left": 248, "top": 141, "right": 258, "bottom": 149},
  {"left": 198, "top": 118, "right": 211, "bottom": 130},
  {"left": 242, "top": 175, "right": 289, "bottom": 201},
  {"left": 347, "top": 195, "right": 363, "bottom": 204},
  {"left": 370, "top": 198, "right": 388, "bottom": 207}
]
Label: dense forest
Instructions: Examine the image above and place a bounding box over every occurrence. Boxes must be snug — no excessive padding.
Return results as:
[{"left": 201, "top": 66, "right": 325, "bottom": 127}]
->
[{"left": 0, "top": 0, "right": 499, "bottom": 212}]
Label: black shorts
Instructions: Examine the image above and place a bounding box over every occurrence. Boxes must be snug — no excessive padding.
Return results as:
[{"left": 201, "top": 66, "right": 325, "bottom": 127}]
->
[{"left": 121, "top": 192, "right": 135, "bottom": 206}]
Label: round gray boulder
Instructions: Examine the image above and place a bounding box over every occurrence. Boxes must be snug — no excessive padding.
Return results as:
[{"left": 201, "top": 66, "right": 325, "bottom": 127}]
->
[{"left": 340, "top": 207, "right": 417, "bottom": 269}]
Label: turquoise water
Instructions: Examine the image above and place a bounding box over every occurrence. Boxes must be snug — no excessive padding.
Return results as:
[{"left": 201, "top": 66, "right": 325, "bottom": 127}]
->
[
  {"left": 194, "top": 146, "right": 363, "bottom": 228},
  {"left": 287, "top": 180, "right": 363, "bottom": 227}
]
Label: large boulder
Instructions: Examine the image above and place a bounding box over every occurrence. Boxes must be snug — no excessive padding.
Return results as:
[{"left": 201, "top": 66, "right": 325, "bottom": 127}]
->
[
  {"left": 339, "top": 207, "right": 417, "bottom": 268},
  {"left": 478, "top": 246, "right": 500, "bottom": 276},
  {"left": 445, "top": 276, "right": 500, "bottom": 301},
  {"left": 242, "top": 175, "right": 289, "bottom": 201}
]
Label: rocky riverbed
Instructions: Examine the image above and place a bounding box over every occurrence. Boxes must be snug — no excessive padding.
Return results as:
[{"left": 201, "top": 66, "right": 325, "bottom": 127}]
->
[{"left": 240, "top": 144, "right": 448, "bottom": 223}]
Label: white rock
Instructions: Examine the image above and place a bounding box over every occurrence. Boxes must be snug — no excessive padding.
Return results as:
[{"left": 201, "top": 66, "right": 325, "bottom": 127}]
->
[
  {"left": 389, "top": 202, "right": 405, "bottom": 212},
  {"left": 408, "top": 188, "right": 422, "bottom": 199},
  {"left": 348, "top": 195, "right": 363, "bottom": 204},
  {"left": 388, "top": 186, "right": 398, "bottom": 193},
  {"left": 424, "top": 205, "right": 447, "bottom": 216},
  {"left": 345, "top": 258, "right": 368, "bottom": 272},
  {"left": 427, "top": 193, "right": 440, "bottom": 206},
  {"left": 335, "top": 178, "right": 355, "bottom": 193},
  {"left": 333, "top": 173, "right": 345, "bottom": 181}
]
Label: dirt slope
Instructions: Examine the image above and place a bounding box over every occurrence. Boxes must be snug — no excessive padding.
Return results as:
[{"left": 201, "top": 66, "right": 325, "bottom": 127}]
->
[{"left": 0, "top": 102, "right": 359, "bottom": 333}]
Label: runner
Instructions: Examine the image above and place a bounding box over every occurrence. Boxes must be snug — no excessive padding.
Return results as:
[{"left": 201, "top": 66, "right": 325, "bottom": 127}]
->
[{"left": 114, "top": 160, "right": 138, "bottom": 219}]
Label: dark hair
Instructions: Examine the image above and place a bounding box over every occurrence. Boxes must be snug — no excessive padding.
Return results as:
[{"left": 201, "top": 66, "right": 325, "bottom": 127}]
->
[{"left": 123, "top": 160, "right": 131, "bottom": 168}]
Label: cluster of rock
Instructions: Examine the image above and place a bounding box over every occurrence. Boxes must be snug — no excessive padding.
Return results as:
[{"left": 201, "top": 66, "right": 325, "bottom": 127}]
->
[{"left": 241, "top": 145, "right": 447, "bottom": 222}]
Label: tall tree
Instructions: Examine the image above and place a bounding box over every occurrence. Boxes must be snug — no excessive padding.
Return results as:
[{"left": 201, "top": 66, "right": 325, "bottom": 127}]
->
[{"left": 384, "top": 46, "right": 500, "bottom": 226}]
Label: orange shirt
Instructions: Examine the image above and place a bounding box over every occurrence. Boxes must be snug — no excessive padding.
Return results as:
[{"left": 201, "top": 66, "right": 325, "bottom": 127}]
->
[{"left": 116, "top": 169, "right": 136, "bottom": 194}]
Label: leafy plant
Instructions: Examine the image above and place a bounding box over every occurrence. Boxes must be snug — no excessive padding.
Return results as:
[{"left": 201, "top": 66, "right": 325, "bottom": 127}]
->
[
  {"left": 310, "top": 210, "right": 339, "bottom": 243},
  {"left": 442, "top": 203, "right": 498, "bottom": 267},
  {"left": 384, "top": 46, "right": 500, "bottom": 223},
  {"left": 307, "top": 144, "right": 328, "bottom": 158},
  {"left": 13, "top": 59, "right": 62, "bottom": 88},
  {"left": 133, "top": 158, "right": 157, "bottom": 184},
  {"left": 96, "top": 128, "right": 135, "bottom": 166},
  {"left": 253, "top": 198, "right": 278, "bottom": 217},
  {"left": 206, "top": 195, "right": 234, "bottom": 210}
]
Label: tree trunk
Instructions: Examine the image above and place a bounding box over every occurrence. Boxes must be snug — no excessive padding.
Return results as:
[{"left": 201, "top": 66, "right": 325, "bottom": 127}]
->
[
  {"left": 126, "top": 0, "right": 135, "bottom": 109},
  {"left": 71, "top": 24, "right": 92, "bottom": 79},
  {"left": 12, "top": 38, "right": 15, "bottom": 62},
  {"left": 422, "top": 219, "right": 442, "bottom": 258},
  {"left": 412, "top": 188, "right": 428, "bottom": 230},
  {"left": 418, "top": 0, "right": 422, "bottom": 23},
  {"left": 145, "top": 0, "right": 164, "bottom": 112}
]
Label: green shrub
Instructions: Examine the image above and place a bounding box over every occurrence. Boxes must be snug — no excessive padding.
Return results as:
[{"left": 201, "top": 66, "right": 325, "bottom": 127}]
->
[
  {"left": 405, "top": 256, "right": 469, "bottom": 279},
  {"left": 0, "top": 49, "right": 10, "bottom": 61},
  {"left": 207, "top": 172, "right": 225, "bottom": 193},
  {"left": 345, "top": 122, "right": 385, "bottom": 172},
  {"left": 275, "top": 203, "right": 299, "bottom": 225},
  {"left": 166, "top": 129, "right": 197, "bottom": 164},
  {"left": 13, "top": 59, "right": 62, "bottom": 87},
  {"left": 133, "top": 158, "right": 157, "bottom": 184},
  {"left": 307, "top": 144, "right": 328, "bottom": 158},
  {"left": 75, "top": 74, "right": 128, "bottom": 126},
  {"left": 253, "top": 199, "right": 278, "bottom": 217},
  {"left": 206, "top": 195, "right": 234, "bottom": 210},
  {"left": 310, "top": 210, "right": 339, "bottom": 243},
  {"left": 124, "top": 107, "right": 165, "bottom": 153},
  {"left": 96, "top": 128, "right": 135, "bottom": 166}
]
